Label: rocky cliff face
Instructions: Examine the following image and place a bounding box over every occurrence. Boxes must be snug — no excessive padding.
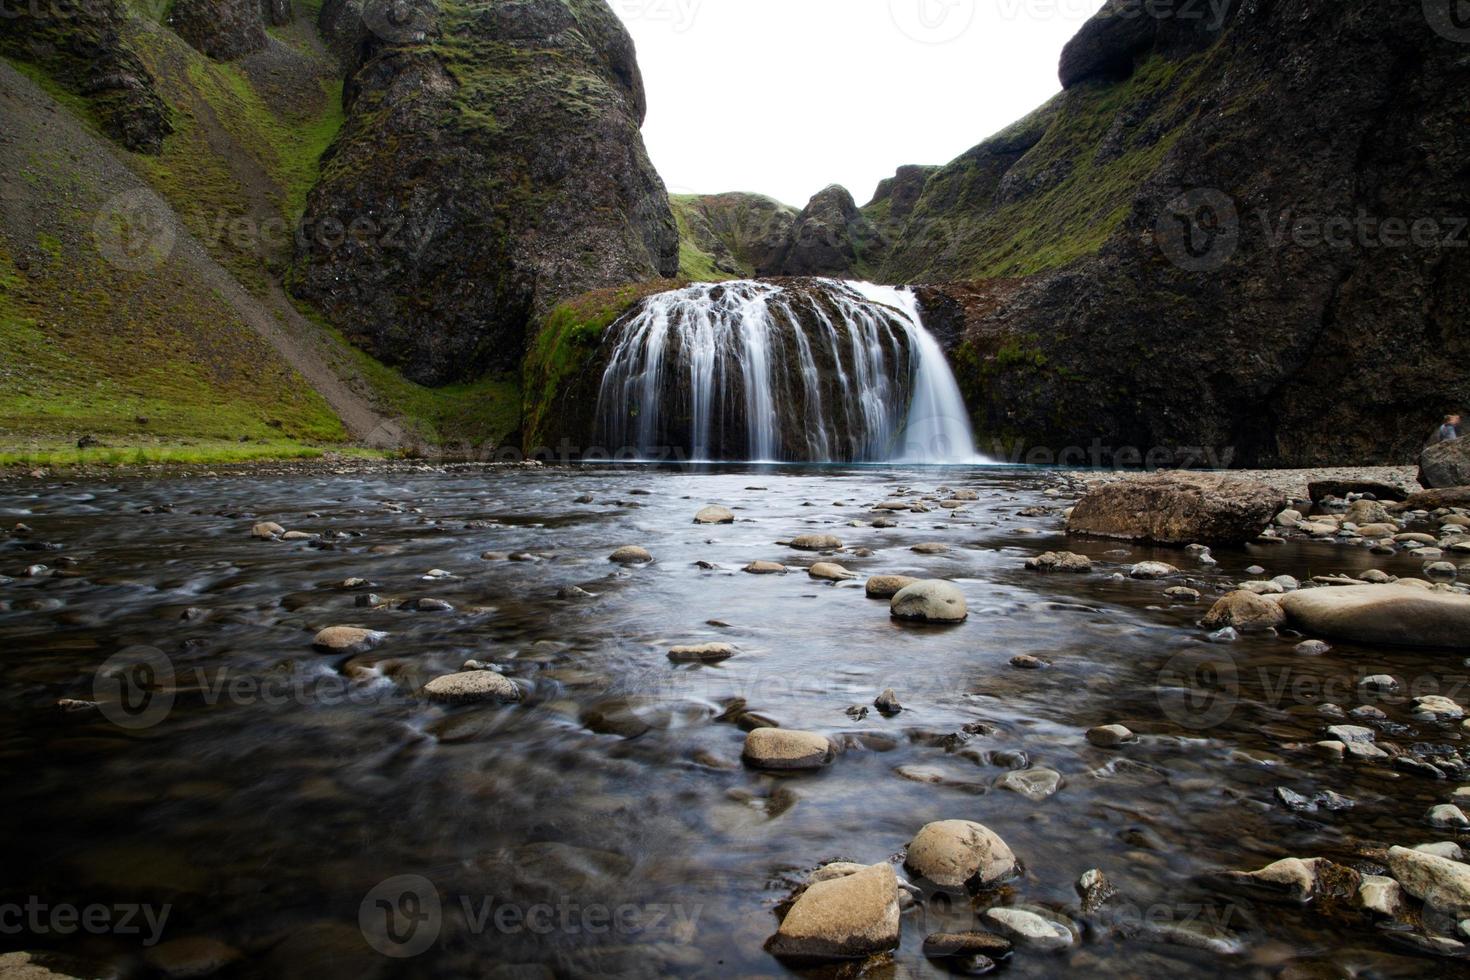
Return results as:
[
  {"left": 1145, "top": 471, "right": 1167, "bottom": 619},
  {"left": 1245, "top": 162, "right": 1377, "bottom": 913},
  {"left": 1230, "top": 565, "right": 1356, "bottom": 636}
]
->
[
  {"left": 293, "top": 0, "right": 679, "bottom": 386},
  {"left": 897, "top": 0, "right": 1469, "bottom": 467},
  {"left": 170, "top": 0, "right": 270, "bottom": 61},
  {"left": 0, "top": 0, "right": 172, "bottom": 154},
  {"left": 672, "top": 193, "right": 797, "bottom": 278}
]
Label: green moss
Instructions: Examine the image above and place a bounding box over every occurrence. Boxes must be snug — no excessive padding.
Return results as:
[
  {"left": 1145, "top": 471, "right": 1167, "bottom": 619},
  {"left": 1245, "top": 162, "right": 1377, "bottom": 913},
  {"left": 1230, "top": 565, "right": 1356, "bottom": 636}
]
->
[
  {"left": 521, "top": 279, "right": 685, "bottom": 449},
  {"left": 671, "top": 197, "right": 736, "bottom": 282},
  {"left": 892, "top": 54, "right": 1206, "bottom": 281}
]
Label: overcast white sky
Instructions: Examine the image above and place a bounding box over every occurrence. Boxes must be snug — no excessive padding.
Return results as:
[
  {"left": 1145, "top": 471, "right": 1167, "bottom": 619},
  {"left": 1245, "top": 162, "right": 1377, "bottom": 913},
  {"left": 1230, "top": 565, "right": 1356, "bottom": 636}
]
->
[{"left": 611, "top": 0, "right": 1107, "bottom": 207}]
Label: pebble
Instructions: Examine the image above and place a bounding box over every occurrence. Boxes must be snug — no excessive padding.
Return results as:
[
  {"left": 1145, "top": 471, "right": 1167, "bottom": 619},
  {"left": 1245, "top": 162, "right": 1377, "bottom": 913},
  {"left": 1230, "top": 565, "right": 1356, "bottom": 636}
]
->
[
  {"left": 982, "top": 907, "right": 1076, "bottom": 951},
  {"left": 311, "top": 627, "right": 387, "bottom": 654},
  {"left": 1129, "top": 562, "right": 1178, "bottom": 580},
  {"left": 1086, "top": 724, "right": 1136, "bottom": 748},
  {"left": 1010, "top": 655, "right": 1047, "bottom": 670},
  {"left": 1359, "top": 674, "right": 1399, "bottom": 694},
  {"left": 609, "top": 546, "right": 653, "bottom": 564},
  {"left": 1164, "top": 586, "right": 1200, "bottom": 601},
  {"left": 865, "top": 575, "right": 919, "bottom": 599}
]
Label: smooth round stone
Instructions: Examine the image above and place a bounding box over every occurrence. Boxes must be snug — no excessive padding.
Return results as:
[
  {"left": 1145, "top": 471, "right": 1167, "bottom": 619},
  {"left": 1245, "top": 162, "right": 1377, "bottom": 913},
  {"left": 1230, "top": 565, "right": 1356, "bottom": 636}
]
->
[
  {"left": 809, "top": 562, "right": 857, "bottom": 582},
  {"left": 983, "top": 907, "right": 1076, "bottom": 951},
  {"left": 743, "top": 561, "right": 789, "bottom": 575},
  {"left": 667, "top": 643, "right": 736, "bottom": 663},
  {"left": 694, "top": 506, "right": 734, "bottom": 525},
  {"left": 790, "top": 534, "right": 842, "bottom": 551},
  {"left": 1010, "top": 655, "right": 1047, "bottom": 670},
  {"left": 423, "top": 671, "right": 521, "bottom": 704},
  {"left": 1360, "top": 674, "right": 1399, "bottom": 694},
  {"left": 866, "top": 575, "right": 918, "bottom": 599},
  {"left": 911, "top": 542, "right": 949, "bottom": 555},
  {"left": 1427, "top": 804, "right": 1470, "bottom": 829},
  {"left": 251, "top": 522, "right": 285, "bottom": 540},
  {"left": 742, "top": 728, "right": 834, "bottom": 771},
  {"left": 412, "top": 598, "right": 454, "bottom": 613},
  {"left": 1086, "top": 724, "right": 1136, "bottom": 748},
  {"left": 609, "top": 546, "right": 653, "bottom": 564},
  {"left": 890, "top": 581, "right": 968, "bottom": 623},
  {"left": 311, "top": 626, "right": 387, "bottom": 654},
  {"left": 1296, "top": 640, "right": 1332, "bottom": 656},
  {"left": 1129, "top": 562, "right": 1179, "bottom": 580},
  {"left": 1164, "top": 586, "right": 1201, "bottom": 601},
  {"left": 905, "top": 820, "right": 1017, "bottom": 892}
]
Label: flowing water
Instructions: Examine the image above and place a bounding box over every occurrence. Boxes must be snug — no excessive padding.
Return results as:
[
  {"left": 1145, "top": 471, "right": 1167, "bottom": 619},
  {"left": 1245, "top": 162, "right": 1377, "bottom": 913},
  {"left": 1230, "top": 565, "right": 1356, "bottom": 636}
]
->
[
  {"left": 595, "top": 280, "right": 982, "bottom": 464},
  {"left": 0, "top": 465, "right": 1466, "bottom": 979}
]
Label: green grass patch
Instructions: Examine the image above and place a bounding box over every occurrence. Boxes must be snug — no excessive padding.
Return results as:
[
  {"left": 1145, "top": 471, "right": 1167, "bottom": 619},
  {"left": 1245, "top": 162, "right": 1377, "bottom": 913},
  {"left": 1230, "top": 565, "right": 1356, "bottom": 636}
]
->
[{"left": 0, "top": 441, "right": 339, "bottom": 469}]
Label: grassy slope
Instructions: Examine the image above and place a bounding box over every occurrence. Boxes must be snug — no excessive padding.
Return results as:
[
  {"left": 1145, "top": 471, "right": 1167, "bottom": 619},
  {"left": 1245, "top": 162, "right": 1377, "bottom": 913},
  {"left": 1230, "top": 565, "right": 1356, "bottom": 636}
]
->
[
  {"left": 0, "top": 8, "right": 522, "bottom": 462},
  {"left": 886, "top": 55, "right": 1202, "bottom": 282}
]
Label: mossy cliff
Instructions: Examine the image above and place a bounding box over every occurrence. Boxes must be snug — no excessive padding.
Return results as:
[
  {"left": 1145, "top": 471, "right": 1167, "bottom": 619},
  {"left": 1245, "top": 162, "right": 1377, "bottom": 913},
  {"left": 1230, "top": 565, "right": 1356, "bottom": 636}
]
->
[{"left": 292, "top": 0, "right": 678, "bottom": 387}]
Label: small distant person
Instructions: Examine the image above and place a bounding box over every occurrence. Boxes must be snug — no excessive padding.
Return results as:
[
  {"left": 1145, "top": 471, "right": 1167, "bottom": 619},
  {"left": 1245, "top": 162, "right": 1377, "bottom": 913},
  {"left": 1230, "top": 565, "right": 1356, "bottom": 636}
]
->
[{"left": 1435, "top": 414, "right": 1462, "bottom": 444}]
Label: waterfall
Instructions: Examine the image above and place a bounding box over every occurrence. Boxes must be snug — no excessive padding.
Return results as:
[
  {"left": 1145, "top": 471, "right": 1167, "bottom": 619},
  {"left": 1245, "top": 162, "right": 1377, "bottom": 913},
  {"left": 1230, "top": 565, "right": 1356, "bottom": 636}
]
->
[{"left": 595, "top": 278, "right": 984, "bottom": 463}]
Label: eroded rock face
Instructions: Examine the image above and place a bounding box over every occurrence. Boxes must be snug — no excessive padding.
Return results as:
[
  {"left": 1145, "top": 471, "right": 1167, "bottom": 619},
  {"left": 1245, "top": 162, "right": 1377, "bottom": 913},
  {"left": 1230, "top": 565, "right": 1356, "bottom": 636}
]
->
[
  {"left": 0, "top": 0, "right": 172, "bottom": 154},
  {"left": 171, "top": 0, "right": 269, "bottom": 60},
  {"left": 1068, "top": 472, "right": 1285, "bottom": 546},
  {"left": 773, "top": 185, "right": 873, "bottom": 278},
  {"left": 295, "top": 0, "right": 678, "bottom": 385}
]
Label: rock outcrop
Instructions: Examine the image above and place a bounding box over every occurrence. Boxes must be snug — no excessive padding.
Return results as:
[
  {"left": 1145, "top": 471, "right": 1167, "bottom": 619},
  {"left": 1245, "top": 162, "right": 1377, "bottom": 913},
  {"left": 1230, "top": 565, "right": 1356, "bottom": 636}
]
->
[
  {"left": 672, "top": 193, "right": 798, "bottom": 278},
  {"left": 170, "top": 0, "right": 270, "bottom": 61},
  {"left": 294, "top": 0, "right": 679, "bottom": 385},
  {"left": 0, "top": 0, "right": 172, "bottom": 154},
  {"left": 892, "top": 3, "right": 1469, "bottom": 467},
  {"left": 773, "top": 185, "right": 874, "bottom": 279}
]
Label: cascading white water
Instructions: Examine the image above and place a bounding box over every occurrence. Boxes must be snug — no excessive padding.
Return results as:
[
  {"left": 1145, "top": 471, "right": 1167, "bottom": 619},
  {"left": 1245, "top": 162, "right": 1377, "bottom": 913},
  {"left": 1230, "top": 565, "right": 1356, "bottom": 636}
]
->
[{"left": 595, "top": 278, "right": 985, "bottom": 463}]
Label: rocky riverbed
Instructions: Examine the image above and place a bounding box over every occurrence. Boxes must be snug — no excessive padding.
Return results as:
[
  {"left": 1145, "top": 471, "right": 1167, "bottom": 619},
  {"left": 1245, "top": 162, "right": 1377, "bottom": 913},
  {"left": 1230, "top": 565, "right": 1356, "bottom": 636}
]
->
[{"left": 2, "top": 464, "right": 1469, "bottom": 978}]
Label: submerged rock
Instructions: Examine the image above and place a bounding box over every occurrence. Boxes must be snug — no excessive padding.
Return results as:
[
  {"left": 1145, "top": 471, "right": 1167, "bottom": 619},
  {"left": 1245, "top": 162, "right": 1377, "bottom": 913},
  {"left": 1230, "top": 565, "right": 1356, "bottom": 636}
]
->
[
  {"left": 904, "top": 820, "right": 1017, "bottom": 892},
  {"left": 1025, "top": 551, "right": 1093, "bottom": 573},
  {"left": 743, "top": 561, "right": 789, "bottom": 575},
  {"left": 667, "top": 643, "right": 736, "bottom": 663},
  {"left": 609, "top": 546, "right": 653, "bottom": 565},
  {"left": 765, "top": 862, "right": 900, "bottom": 961},
  {"left": 1068, "top": 473, "right": 1286, "bottom": 546},
  {"left": 890, "top": 581, "right": 968, "bottom": 623},
  {"left": 791, "top": 534, "right": 843, "bottom": 552},
  {"left": 694, "top": 506, "right": 735, "bottom": 525},
  {"left": 1086, "top": 725, "right": 1136, "bottom": 748},
  {"left": 982, "top": 907, "right": 1077, "bottom": 952}
]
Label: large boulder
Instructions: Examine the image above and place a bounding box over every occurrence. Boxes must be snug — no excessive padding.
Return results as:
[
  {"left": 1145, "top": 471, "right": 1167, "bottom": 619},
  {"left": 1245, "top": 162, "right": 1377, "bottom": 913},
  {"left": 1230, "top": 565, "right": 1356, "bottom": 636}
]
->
[
  {"left": 1420, "top": 439, "right": 1470, "bottom": 490},
  {"left": 772, "top": 185, "right": 874, "bottom": 278},
  {"left": 890, "top": 581, "right": 968, "bottom": 624},
  {"left": 765, "top": 863, "right": 901, "bottom": 961},
  {"left": 295, "top": 0, "right": 678, "bottom": 385},
  {"left": 1279, "top": 585, "right": 1470, "bottom": 649},
  {"left": 1067, "top": 472, "right": 1285, "bottom": 546}
]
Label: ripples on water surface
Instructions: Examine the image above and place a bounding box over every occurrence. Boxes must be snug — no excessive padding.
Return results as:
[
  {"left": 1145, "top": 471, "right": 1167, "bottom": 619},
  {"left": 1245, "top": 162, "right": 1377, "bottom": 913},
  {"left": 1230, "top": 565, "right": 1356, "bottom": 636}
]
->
[{"left": 0, "top": 465, "right": 1466, "bottom": 978}]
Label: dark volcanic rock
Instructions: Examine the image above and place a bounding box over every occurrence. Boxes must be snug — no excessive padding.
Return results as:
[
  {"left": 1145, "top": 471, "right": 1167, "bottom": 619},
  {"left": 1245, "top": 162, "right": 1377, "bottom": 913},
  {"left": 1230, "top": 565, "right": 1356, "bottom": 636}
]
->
[
  {"left": 0, "top": 0, "right": 172, "bottom": 154},
  {"left": 294, "top": 0, "right": 678, "bottom": 385},
  {"left": 896, "top": 2, "right": 1469, "bottom": 467},
  {"left": 1420, "top": 439, "right": 1470, "bottom": 490},
  {"left": 171, "top": 0, "right": 270, "bottom": 61},
  {"left": 773, "top": 185, "right": 874, "bottom": 278},
  {"left": 262, "top": 0, "right": 294, "bottom": 27},
  {"left": 1068, "top": 472, "right": 1286, "bottom": 546}
]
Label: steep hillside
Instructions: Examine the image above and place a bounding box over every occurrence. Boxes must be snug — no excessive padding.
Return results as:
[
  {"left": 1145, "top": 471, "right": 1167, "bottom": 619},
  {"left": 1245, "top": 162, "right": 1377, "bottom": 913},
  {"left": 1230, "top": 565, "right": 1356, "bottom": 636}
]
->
[
  {"left": 672, "top": 193, "right": 797, "bottom": 280},
  {"left": 293, "top": 0, "right": 679, "bottom": 386},
  {"left": 902, "top": 0, "right": 1470, "bottom": 466}
]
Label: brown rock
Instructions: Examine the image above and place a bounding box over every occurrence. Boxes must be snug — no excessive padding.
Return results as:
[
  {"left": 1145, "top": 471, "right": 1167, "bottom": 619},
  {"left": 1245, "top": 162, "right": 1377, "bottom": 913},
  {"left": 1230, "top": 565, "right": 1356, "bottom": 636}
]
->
[
  {"left": 1200, "top": 591, "right": 1287, "bottom": 631},
  {"left": 1068, "top": 472, "right": 1286, "bottom": 546},
  {"left": 766, "top": 863, "right": 901, "bottom": 961}
]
